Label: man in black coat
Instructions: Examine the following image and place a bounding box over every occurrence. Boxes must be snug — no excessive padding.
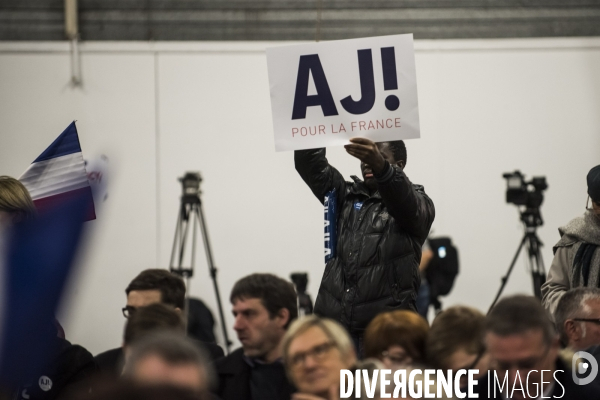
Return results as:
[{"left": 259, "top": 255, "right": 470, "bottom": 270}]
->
[
  {"left": 12, "top": 335, "right": 97, "bottom": 400},
  {"left": 295, "top": 138, "right": 435, "bottom": 345},
  {"left": 213, "top": 274, "right": 297, "bottom": 400},
  {"left": 470, "top": 295, "right": 600, "bottom": 399},
  {"left": 94, "top": 269, "right": 223, "bottom": 377}
]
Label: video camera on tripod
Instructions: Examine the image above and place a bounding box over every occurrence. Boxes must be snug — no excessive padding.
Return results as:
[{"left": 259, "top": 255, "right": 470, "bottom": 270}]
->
[{"left": 489, "top": 170, "right": 549, "bottom": 312}]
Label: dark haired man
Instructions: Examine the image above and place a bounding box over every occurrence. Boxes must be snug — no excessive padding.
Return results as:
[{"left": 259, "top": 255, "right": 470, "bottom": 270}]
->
[
  {"left": 124, "top": 331, "right": 215, "bottom": 396},
  {"left": 123, "top": 269, "right": 186, "bottom": 316},
  {"left": 95, "top": 269, "right": 223, "bottom": 377},
  {"left": 295, "top": 138, "right": 434, "bottom": 349},
  {"left": 122, "top": 303, "right": 185, "bottom": 360},
  {"left": 474, "top": 295, "right": 600, "bottom": 399},
  {"left": 213, "top": 273, "right": 298, "bottom": 400}
]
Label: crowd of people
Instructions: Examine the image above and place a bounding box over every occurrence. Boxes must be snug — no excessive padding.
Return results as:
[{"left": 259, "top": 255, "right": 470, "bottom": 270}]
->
[{"left": 0, "top": 141, "right": 599, "bottom": 399}]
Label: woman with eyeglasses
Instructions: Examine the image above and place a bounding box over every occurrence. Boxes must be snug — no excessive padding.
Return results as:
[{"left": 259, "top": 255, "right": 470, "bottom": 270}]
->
[
  {"left": 282, "top": 316, "right": 357, "bottom": 400},
  {"left": 364, "top": 310, "right": 428, "bottom": 370}
]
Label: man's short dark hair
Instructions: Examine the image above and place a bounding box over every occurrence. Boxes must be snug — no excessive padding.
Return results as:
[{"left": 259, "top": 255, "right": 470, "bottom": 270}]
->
[
  {"left": 555, "top": 287, "right": 600, "bottom": 345},
  {"left": 427, "top": 306, "right": 485, "bottom": 369},
  {"left": 124, "top": 331, "right": 215, "bottom": 390},
  {"left": 230, "top": 273, "right": 298, "bottom": 329},
  {"left": 85, "top": 382, "right": 203, "bottom": 400},
  {"left": 126, "top": 269, "right": 186, "bottom": 309},
  {"left": 486, "top": 295, "right": 556, "bottom": 346},
  {"left": 124, "top": 303, "right": 185, "bottom": 346},
  {"left": 386, "top": 140, "right": 407, "bottom": 165}
]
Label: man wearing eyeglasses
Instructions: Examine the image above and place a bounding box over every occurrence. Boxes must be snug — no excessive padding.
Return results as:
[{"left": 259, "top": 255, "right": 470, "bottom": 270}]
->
[
  {"left": 121, "top": 269, "right": 186, "bottom": 318},
  {"left": 555, "top": 288, "right": 600, "bottom": 351},
  {"left": 542, "top": 165, "right": 600, "bottom": 320},
  {"left": 94, "top": 269, "right": 223, "bottom": 377},
  {"left": 474, "top": 295, "right": 600, "bottom": 399}
]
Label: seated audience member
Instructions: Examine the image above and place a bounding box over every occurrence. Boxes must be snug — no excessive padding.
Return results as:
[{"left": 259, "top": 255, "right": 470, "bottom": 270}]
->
[
  {"left": 0, "top": 176, "right": 68, "bottom": 340},
  {"left": 364, "top": 310, "right": 454, "bottom": 399},
  {"left": 122, "top": 303, "right": 185, "bottom": 363},
  {"left": 187, "top": 297, "right": 217, "bottom": 343},
  {"left": 555, "top": 287, "right": 600, "bottom": 351},
  {"left": 426, "top": 306, "right": 490, "bottom": 387},
  {"left": 1, "top": 177, "right": 97, "bottom": 400},
  {"left": 11, "top": 320, "right": 97, "bottom": 400},
  {"left": 282, "top": 315, "right": 357, "bottom": 400},
  {"left": 364, "top": 310, "right": 428, "bottom": 369},
  {"left": 95, "top": 269, "right": 223, "bottom": 377},
  {"left": 76, "top": 381, "right": 203, "bottom": 400},
  {"left": 214, "top": 273, "right": 298, "bottom": 400},
  {"left": 542, "top": 165, "right": 600, "bottom": 318},
  {"left": 123, "top": 331, "right": 214, "bottom": 397},
  {"left": 477, "top": 295, "right": 600, "bottom": 399}
]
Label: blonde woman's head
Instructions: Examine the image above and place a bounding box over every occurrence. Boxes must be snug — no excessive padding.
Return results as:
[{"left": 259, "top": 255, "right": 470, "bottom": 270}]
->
[{"left": 0, "top": 176, "right": 35, "bottom": 225}]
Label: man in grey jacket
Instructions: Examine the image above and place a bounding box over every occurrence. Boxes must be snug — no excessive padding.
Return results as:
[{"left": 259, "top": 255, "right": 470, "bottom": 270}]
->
[{"left": 542, "top": 165, "right": 600, "bottom": 318}]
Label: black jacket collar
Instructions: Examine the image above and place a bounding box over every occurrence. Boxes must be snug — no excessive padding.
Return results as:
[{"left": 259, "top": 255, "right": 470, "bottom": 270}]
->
[{"left": 215, "top": 348, "right": 248, "bottom": 375}]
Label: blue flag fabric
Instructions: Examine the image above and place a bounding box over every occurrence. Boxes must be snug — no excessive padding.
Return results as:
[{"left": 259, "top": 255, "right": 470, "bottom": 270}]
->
[
  {"left": 0, "top": 193, "right": 89, "bottom": 387},
  {"left": 324, "top": 189, "right": 337, "bottom": 263},
  {"left": 32, "top": 122, "right": 82, "bottom": 163}
]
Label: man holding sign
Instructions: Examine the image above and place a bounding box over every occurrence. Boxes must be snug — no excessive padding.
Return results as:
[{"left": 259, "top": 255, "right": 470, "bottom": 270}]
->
[
  {"left": 295, "top": 138, "right": 434, "bottom": 350},
  {"left": 268, "top": 34, "right": 433, "bottom": 349}
]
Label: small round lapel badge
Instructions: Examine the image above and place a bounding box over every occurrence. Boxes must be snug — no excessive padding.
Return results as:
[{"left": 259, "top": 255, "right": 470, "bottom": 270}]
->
[{"left": 38, "top": 376, "right": 52, "bottom": 392}]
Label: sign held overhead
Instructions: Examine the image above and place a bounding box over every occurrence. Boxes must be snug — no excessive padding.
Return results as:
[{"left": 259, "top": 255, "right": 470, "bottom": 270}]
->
[{"left": 267, "top": 34, "right": 420, "bottom": 152}]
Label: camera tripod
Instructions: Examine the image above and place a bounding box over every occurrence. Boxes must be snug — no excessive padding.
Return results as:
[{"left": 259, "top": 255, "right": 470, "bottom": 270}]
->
[
  {"left": 488, "top": 208, "right": 547, "bottom": 313},
  {"left": 170, "top": 174, "right": 232, "bottom": 353}
]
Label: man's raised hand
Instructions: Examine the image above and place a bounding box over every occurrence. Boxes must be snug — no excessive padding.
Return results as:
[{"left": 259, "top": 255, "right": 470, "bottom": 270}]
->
[{"left": 344, "top": 137, "right": 386, "bottom": 174}]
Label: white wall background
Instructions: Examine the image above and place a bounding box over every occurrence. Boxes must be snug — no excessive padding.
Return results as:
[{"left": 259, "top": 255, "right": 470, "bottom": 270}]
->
[{"left": 0, "top": 38, "right": 599, "bottom": 355}]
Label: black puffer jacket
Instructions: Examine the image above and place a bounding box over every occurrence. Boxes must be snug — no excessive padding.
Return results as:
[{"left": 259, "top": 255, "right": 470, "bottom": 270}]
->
[{"left": 295, "top": 148, "right": 435, "bottom": 335}]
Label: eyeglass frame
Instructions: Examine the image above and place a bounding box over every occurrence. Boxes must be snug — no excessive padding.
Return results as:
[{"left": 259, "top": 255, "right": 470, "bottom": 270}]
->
[
  {"left": 493, "top": 343, "right": 551, "bottom": 372},
  {"left": 122, "top": 305, "right": 136, "bottom": 318},
  {"left": 466, "top": 349, "right": 486, "bottom": 370},
  {"left": 288, "top": 341, "right": 336, "bottom": 369},
  {"left": 586, "top": 196, "right": 600, "bottom": 211},
  {"left": 573, "top": 318, "right": 600, "bottom": 326},
  {"left": 381, "top": 349, "right": 411, "bottom": 366}
]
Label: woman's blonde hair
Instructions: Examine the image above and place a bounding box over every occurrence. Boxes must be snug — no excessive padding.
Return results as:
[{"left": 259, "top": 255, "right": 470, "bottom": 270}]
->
[
  {"left": 281, "top": 315, "right": 355, "bottom": 369},
  {"left": 0, "top": 176, "right": 36, "bottom": 222}
]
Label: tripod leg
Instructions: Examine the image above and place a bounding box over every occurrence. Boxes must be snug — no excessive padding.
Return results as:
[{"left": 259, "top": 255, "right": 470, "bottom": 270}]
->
[
  {"left": 191, "top": 204, "right": 198, "bottom": 275},
  {"left": 194, "top": 204, "right": 232, "bottom": 354},
  {"left": 488, "top": 233, "right": 528, "bottom": 313},
  {"left": 169, "top": 203, "right": 184, "bottom": 269},
  {"left": 527, "top": 233, "right": 546, "bottom": 299},
  {"left": 178, "top": 208, "right": 190, "bottom": 268}
]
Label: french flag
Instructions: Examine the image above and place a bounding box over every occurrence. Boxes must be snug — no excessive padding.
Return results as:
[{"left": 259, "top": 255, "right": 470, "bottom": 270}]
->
[{"left": 19, "top": 122, "right": 96, "bottom": 220}]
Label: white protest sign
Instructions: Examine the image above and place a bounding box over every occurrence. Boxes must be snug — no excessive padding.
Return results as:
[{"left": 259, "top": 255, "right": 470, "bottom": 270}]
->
[{"left": 267, "top": 34, "right": 420, "bottom": 152}]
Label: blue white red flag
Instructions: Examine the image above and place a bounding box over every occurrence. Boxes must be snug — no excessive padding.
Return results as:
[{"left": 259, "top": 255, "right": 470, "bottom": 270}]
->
[{"left": 19, "top": 122, "right": 96, "bottom": 220}]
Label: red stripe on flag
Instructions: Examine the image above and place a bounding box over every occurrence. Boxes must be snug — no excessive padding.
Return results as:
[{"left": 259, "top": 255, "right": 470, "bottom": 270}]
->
[{"left": 33, "top": 187, "right": 96, "bottom": 221}]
